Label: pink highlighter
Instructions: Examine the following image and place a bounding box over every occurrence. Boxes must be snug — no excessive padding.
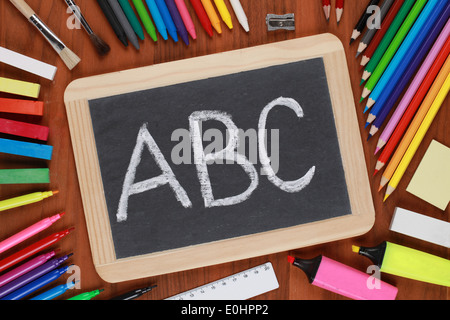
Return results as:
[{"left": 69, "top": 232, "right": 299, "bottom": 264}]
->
[{"left": 288, "top": 255, "right": 398, "bottom": 300}]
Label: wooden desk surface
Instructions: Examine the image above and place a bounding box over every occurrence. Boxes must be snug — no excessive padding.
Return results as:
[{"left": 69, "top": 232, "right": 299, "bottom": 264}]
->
[{"left": 0, "top": 0, "right": 448, "bottom": 300}]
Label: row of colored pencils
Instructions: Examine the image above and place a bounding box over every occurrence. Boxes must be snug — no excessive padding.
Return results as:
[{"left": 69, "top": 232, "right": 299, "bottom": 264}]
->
[
  {"left": 352, "top": 0, "right": 450, "bottom": 201},
  {"left": 322, "top": 0, "right": 344, "bottom": 23}
]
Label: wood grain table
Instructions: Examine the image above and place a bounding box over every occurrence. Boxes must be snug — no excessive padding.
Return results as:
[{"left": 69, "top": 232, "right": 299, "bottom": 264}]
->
[{"left": 0, "top": 0, "right": 448, "bottom": 301}]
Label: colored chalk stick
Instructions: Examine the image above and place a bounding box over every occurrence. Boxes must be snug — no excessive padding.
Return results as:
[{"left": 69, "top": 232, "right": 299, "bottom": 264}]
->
[
  {"left": 0, "top": 118, "right": 49, "bottom": 141},
  {"left": 0, "top": 98, "right": 44, "bottom": 116},
  {"left": 0, "top": 77, "right": 40, "bottom": 98},
  {"left": 0, "top": 169, "right": 50, "bottom": 184},
  {"left": 0, "top": 138, "right": 53, "bottom": 160}
]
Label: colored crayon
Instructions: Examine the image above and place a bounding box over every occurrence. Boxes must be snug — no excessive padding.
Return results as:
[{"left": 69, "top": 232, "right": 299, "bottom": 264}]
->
[
  {"left": 214, "top": 0, "right": 233, "bottom": 29},
  {"left": 0, "top": 138, "right": 53, "bottom": 160},
  {"left": 174, "top": 0, "right": 197, "bottom": 39},
  {"left": 97, "top": 0, "right": 129, "bottom": 47},
  {"left": 146, "top": 0, "right": 169, "bottom": 40},
  {"left": 189, "top": 0, "right": 213, "bottom": 37},
  {"left": 229, "top": 0, "right": 248, "bottom": 32},
  {"left": 107, "top": 0, "right": 140, "bottom": 49},
  {"left": 155, "top": 0, "right": 178, "bottom": 41},
  {"left": 0, "top": 118, "right": 49, "bottom": 141},
  {"left": 165, "top": 0, "right": 189, "bottom": 44},
  {"left": 201, "top": 0, "right": 222, "bottom": 34},
  {"left": 132, "top": 0, "right": 158, "bottom": 41},
  {"left": 117, "top": 0, "right": 145, "bottom": 40}
]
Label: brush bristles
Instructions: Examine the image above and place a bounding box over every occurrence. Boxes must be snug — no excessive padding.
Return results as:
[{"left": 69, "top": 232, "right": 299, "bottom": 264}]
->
[
  {"left": 89, "top": 33, "right": 111, "bottom": 56},
  {"left": 59, "top": 47, "right": 81, "bottom": 70}
]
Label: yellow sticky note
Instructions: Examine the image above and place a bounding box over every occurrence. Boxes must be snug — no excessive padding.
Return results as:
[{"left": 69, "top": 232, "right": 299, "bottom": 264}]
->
[
  {"left": 406, "top": 140, "right": 450, "bottom": 210},
  {"left": 0, "top": 76, "right": 40, "bottom": 98}
]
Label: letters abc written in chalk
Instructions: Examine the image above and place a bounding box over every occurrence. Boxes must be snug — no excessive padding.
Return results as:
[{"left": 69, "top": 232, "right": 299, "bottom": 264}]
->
[{"left": 116, "top": 97, "right": 316, "bottom": 223}]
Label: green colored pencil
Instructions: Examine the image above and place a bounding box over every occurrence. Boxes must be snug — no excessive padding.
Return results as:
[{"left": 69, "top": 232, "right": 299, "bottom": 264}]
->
[
  {"left": 360, "top": 0, "right": 427, "bottom": 101},
  {"left": 360, "top": 0, "right": 415, "bottom": 82},
  {"left": 132, "top": 0, "right": 158, "bottom": 42},
  {"left": 117, "top": 0, "right": 145, "bottom": 40},
  {"left": 67, "top": 289, "right": 104, "bottom": 300}
]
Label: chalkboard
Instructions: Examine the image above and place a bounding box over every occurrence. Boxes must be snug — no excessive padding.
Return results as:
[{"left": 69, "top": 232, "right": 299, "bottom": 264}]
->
[{"left": 65, "top": 35, "right": 375, "bottom": 283}]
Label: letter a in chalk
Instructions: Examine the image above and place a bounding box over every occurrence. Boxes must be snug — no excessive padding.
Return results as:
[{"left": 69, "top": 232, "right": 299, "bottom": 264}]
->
[
  {"left": 190, "top": 111, "right": 259, "bottom": 208},
  {"left": 259, "top": 97, "right": 315, "bottom": 192},
  {"left": 116, "top": 123, "right": 192, "bottom": 222}
]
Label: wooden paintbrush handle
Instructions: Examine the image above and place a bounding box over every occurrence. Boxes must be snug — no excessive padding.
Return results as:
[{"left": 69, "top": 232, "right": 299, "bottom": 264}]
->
[{"left": 9, "top": 0, "right": 36, "bottom": 19}]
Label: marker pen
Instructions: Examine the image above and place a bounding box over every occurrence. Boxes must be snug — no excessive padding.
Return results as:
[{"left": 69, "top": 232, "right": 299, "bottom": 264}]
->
[
  {"left": 288, "top": 255, "right": 398, "bottom": 300},
  {"left": 353, "top": 241, "right": 450, "bottom": 287}
]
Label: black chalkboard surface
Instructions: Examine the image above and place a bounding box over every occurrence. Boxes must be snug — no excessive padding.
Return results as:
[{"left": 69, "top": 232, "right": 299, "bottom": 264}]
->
[
  {"left": 65, "top": 35, "right": 375, "bottom": 282},
  {"left": 89, "top": 59, "right": 350, "bottom": 259}
]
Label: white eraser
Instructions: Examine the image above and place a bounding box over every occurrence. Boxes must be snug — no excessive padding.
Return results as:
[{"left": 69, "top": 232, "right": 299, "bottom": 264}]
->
[
  {"left": 390, "top": 207, "right": 450, "bottom": 248},
  {"left": 0, "top": 46, "right": 57, "bottom": 80}
]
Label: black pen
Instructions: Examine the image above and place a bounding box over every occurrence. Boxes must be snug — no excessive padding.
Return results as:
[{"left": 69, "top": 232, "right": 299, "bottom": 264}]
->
[{"left": 110, "top": 285, "right": 157, "bottom": 300}]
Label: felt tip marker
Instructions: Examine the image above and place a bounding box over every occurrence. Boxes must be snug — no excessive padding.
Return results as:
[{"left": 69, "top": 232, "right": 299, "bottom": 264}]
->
[
  {"left": 110, "top": 285, "right": 157, "bottom": 300},
  {"left": 288, "top": 255, "right": 398, "bottom": 300},
  {"left": 353, "top": 241, "right": 450, "bottom": 287},
  {"left": 0, "top": 190, "right": 59, "bottom": 212},
  {"left": 67, "top": 289, "right": 104, "bottom": 300}
]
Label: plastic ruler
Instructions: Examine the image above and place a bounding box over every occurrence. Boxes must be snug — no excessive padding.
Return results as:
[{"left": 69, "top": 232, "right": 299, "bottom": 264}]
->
[{"left": 165, "top": 262, "right": 279, "bottom": 300}]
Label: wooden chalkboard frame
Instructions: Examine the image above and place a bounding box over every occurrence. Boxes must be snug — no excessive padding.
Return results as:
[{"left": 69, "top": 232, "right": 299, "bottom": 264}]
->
[{"left": 64, "top": 34, "right": 375, "bottom": 283}]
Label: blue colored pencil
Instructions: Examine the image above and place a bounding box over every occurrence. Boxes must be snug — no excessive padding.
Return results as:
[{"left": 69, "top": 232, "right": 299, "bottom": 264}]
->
[
  {"left": 145, "top": 0, "right": 169, "bottom": 40},
  {"left": 165, "top": 0, "right": 189, "bottom": 45},
  {"left": 364, "top": 0, "right": 442, "bottom": 112},
  {"left": 154, "top": 0, "right": 178, "bottom": 42},
  {"left": 0, "top": 138, "right": 53, "bottom": 160},
  {"left": 367, "top": 3, "right": 450, "bottom": 135}
]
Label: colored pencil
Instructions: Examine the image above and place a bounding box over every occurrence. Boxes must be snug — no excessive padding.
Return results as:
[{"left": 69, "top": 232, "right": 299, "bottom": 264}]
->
[
  {"left": 214, "top": 0, "right": 233, "bottom": 29},
  {"left": 132, "top": 0, "right": 158, "bottom": 41},
  {"left": 0, "top": 228, "right": 74, "bottom": 273},
  {"left": 350, "top": 0, "right": 381, "bottom": 44},
  {"left": 8, "top": 0, "right": 80, "bottom": 70},
  {"left": 189, "top": 0, "right": 213, "bottom": 37},
  {"left": 174, "top": 0, "right": 197, "bottom": 38},
  {"left": 0, "top": 98, "right": 43, "bottom": 116},
  {"left": 375, "top": 26, "right": 450, "bottom": 153},
  {"left": 363, "top": 0, "right": 443, "bottom": 110},
  {"left": 229, "top": 0, "right": 248, "bottom": 32},
  {"left": 376, "top": 56, "right": 450, "bottom": 185},
  {"left": 367, "top": 5, "right": 450, "bottom": 130},
  {"left": 384, "top": 72, "right": 450, "bottom": 201},
  {"left": 360, "top": 0, "right": 428, "bottom": 100},
  {"left": 155, "top": 0, "right": 178, "bottom": 41},
  {"left": 107, "top": 0, "right": 140, "bottom": 49},
  {"left": 165, "top": 0, "right": 189, "bottom": 44},
  {"left": 0, "top": 251, "right": 57, "bottom": 289},
  {"left": 201, "top": 0, "right": 222, "bottom": 34},
  {"left": 356, "top": 0, "right": 394, "bottom": 57},
  {"left": 361, "top": 0, "right": 415, "bottom": 80},
  {"left": 336, "top": 0, "right": 344, "bottom": 24},
  {"left": 96, "top": 0, "right": 129, "bottom": 47},
  {"left": 117, "top": 0, "right": 145, "bottom": 40},
  {"left": 0, "top": 118, "right": 49, "bottom": 141},
  {"left": 322, "top": 0, "right": 331, "bottom": 21},
  {"left": 146, "top": 0, "right": 169, "bottom": 40},
  {"left": 360, "top": 0, "right": 405, "bottom": 67}
]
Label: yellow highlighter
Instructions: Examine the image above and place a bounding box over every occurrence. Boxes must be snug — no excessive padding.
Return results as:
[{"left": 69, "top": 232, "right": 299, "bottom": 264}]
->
[
  {"left": 214, "top": 0, "right": 233, "bottom": 29},
  {"left": 0, "top": 190, "right": 59, "bottom": 212},
  {"left": 353, "top": 241, "right": 450, "bottom": 287}
]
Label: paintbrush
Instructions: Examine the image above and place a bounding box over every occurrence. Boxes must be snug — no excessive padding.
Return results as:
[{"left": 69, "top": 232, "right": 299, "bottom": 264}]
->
[
  {"left": 9, "top": 0, "right": 80, "bottom": 70},
  {"left": 64, "top": 0, "right": 111, "bottom": 56}
]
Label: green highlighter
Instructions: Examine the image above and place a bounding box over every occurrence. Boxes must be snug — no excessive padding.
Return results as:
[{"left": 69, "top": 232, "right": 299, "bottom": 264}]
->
[
  {"left": 132, "top": 0, "right": 158, "bottom": 42},
  {"left": 353, "top": 241, "right": 450, "bottom": 287},
  {"left": 117, "top": 0, "right": 146, "bottom": 40},
  {"left": 68, "top": 289, "right": 104, "bottom": 300}
]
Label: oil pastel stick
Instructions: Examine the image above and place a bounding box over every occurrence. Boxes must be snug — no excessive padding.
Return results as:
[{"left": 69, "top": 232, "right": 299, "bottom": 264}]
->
[
  {"left": 353, "top": 241, "right": 450, "bottom": 287},
  {"left": 288, "top": 255, "right": 398, "bottom": 300}
]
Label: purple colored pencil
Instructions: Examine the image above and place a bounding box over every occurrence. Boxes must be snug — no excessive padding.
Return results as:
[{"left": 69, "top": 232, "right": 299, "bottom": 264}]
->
[
  {"left": 0, "top": 253, "right": 72, "bottom": 299},
  {"left": 368, "top": 5, "right": 450, "bottom": 138},
  {"left": 164, "top": 0, "right": 189, "bottom": 45},
  {"left": 0, "top": 250, "right": 57, "bottom": 289}
]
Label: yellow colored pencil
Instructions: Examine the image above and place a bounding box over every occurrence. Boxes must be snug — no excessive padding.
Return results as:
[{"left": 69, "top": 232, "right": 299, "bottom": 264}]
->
[
  {"left": 201, "top": 0, "right": 222, "bottom": 34},
  {"left": 384, "top": 71, "right": 450, "bottom": 201},
  {"left": 379, "top": 57, "right": 450, "bottom": 192},
  {"left": 214, "top": 0, "right": 233, "bottom": 29}
]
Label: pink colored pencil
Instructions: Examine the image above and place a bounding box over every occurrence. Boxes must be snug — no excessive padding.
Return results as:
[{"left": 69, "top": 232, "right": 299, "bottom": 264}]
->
[
  {"left": 376, "top": 20, "right": 450, "bottom": 154},
  {"left": 0, "top": 250, "right": 57, "bottom": 288},
  {"left": 175, "top": 0, "right": 197, "bottom": 39},
  {"left": 0, "top": 213, "right": 65, "bottom": 255}
]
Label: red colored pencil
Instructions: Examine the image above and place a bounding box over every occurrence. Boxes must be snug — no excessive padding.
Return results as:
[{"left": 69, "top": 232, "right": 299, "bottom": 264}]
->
[
  {"left": 322, "top": 0, "right": 331, "bottom": 21},
  {"left": 189, "top": 0, "right": 213, "bottom": 37},
  {"left": 0, "top": 118, "right": 49, "bottom": 141},
  {"left": 0, "top": 228, "right": 74, "bottom": 273},
  {"left": 360, "top": 0, "right": 405, "bottom": 68},
  {"left": 336, "top": 0, "right": 344, "bottom": 24},
  {"left": 373, "top": 48, "right": 450, "bottom": 176}
]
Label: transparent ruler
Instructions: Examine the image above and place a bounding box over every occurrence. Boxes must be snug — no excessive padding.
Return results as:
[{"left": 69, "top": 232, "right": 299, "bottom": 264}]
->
[{"left": 166, "top": 262, "right": 279, "bottom": 300}]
